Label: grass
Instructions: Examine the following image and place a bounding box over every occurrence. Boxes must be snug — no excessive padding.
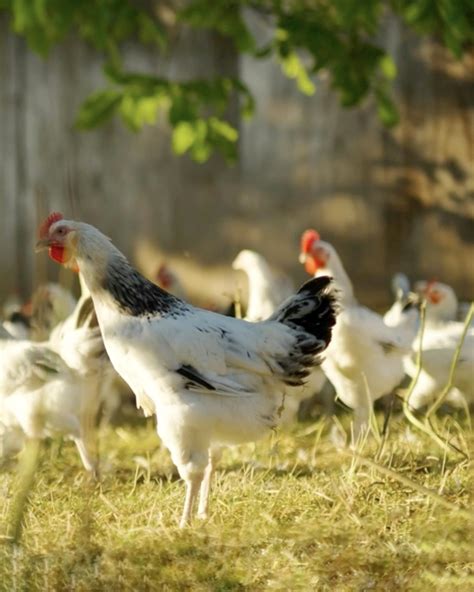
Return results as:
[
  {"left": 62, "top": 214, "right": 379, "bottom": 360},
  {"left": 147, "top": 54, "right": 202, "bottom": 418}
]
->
[{"left": 0, "top": 415, "right": 473, "bottom": 591}]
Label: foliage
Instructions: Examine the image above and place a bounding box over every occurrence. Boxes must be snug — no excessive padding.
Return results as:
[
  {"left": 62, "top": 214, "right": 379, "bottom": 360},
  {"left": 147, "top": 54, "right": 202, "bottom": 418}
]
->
[
  {"left": 0, "top": 0, "right": 472, "bottom": 162},
  {"left": 0, "top": 418, "right": 472, "bottom": 590}
]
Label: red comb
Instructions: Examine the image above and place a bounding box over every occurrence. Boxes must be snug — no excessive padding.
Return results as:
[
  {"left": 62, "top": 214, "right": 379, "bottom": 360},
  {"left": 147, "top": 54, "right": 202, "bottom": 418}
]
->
[
  {"left": 300, "top": 229, "right": 320, "bottom": 253},
  {"left": 38, "top": 212, "right": 64, "bottom": 239}
]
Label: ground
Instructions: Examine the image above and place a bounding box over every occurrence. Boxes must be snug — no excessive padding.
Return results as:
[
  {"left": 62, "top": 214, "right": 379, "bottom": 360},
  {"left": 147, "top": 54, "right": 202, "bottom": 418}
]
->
[{"left": 0, "top": 414, "right": 472, "bottom": 591}]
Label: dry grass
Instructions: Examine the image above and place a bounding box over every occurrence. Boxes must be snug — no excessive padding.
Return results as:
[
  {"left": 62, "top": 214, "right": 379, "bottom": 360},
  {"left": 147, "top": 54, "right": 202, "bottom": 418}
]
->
[{"left": 0, "top": 415, "right": 473, "bottom": 591}]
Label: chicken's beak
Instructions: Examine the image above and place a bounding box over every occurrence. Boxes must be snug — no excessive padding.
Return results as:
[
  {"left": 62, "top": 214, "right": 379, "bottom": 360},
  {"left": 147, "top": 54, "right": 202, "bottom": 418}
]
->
[
  {"left": 35, "top": 238, "right": 51, "bottom": 252},
  {"left": 298, "top": 253, "right": 307, "bottom": 264}
]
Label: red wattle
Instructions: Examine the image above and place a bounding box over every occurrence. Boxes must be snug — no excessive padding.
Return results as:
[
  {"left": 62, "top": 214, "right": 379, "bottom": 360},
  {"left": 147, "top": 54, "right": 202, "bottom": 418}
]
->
[
  {"left": 48, "top": 245, "right": 79, "bottom": 272},
  {"left": 49, "top": 245, "right": 66, "bottom": 264},
  {"left": 305, "top": 256, "right": 318, "bottom": 276}
]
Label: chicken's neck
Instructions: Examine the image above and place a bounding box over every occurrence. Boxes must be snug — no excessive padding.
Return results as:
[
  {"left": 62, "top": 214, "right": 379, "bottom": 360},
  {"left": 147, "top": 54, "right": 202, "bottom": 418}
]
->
[
  {"left": 245, "top": 265, "right": 274, "bottom": 317},
  {"left": 318, "top": 254, "right": 355, "bottom": 307},
  {"left": 77, "top": 247, "right": 186, "bottom": 319}
]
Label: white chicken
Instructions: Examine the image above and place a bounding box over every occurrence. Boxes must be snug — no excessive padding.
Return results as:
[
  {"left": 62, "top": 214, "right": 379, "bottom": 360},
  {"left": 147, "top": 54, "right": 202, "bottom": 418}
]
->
[
  {"left": 405, "top": 324, "right": 473, "bottom": 409},
  {"left": 36, "top": 212, "right": 338, "bottom": 527},
  {"left": 414, "top": 280, "right": 472, "bottom": 327},
  {"left": 415, "top": 280, "right": 459, "bottom": 323},
  {"left": 232, "top": 249, "right": 325, "bottom": 421},
  {"left": 382, "top": 273, "right": 411, "bottom": 328},
  {"left": 232, "top": 249, "right": 294, "bottom": 322},
  {"left": 0, "top": 324, "right": 98, "bottom": 474},
  {"left": 49, "top": 284, "right": 119, "bottom": 428},
  {"left": 299, "top": 229, "right": 420, "bottom": 439},
  {"left": 29, "top": 282, "right": 77, "bottom": 340},
  {"left": 403, "top": 280, "right": 474, "bottom": 409}
]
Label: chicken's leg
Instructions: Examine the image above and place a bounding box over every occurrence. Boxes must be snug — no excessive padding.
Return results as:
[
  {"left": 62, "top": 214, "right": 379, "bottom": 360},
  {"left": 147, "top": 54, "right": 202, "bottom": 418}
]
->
[
  {"left": 197, "top": 448, "right": 222, "bottom": 520},
  {"left": 180, "top": 474, "right": 203, "bottom": 528},
  {"left": 352, "top": 404, "right": 371, "bottom": 445},
  {"left": 74, "top": 437, "right": 99, "bottom": 479}
]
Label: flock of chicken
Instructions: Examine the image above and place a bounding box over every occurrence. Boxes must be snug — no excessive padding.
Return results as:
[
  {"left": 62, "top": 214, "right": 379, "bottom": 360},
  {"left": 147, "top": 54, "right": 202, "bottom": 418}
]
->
[{"left": 1, "top": 213, "right": 472, "bottom": 526}]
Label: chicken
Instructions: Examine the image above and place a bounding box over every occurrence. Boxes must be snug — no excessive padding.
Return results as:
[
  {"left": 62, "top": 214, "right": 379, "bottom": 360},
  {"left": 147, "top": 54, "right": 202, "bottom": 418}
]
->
[
  {"left": 232, "top": 249, "right": 325, "bottom": 421},
  {"left": 0, "top": 324, "right": 98, "bottom": 474},
  {"left": 49, "top": 284, "right": 119, "bottom": 428},
  {"left": 36, "top": 212, "right": 338, "bottom": 527},
  {"left": 415, "top": 280, "right": 459, "bottom": 323},
  {"left": 401, "top": 280, "right": 474, "bottom": 409},
  {"left": 29, "top": 282, "right": 77, "bottom": 341},
  {"left": 404, "top": 323, "right": 473, "bottom": 409},
  {"left": 414, "top": 280, "right": 472, "bottom": 326},
  {"left": 232, "top": 249, "right": 294, "bottom": 322},
  {"left": 155, "top": 263, "right": 188, "bottom": 300},
  {"left": 299, "top": 229, "right": 420, "bottom": 439},
  {"left": 383, "top": 277, "right": 471, "bottom": 411},
  {"left": 383, "top": 275, "right": 415, "bottom": 328}
]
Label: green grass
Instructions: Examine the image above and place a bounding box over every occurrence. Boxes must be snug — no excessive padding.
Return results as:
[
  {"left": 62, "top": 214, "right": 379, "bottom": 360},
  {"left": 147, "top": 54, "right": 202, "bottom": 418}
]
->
[{"left": 0, "top": 415, "right": 473, "bottom": 591}]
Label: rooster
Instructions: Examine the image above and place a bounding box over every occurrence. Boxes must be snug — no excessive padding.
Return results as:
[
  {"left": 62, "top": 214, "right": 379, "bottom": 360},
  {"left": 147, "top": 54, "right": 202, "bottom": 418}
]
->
[
  {"left": 36, "top": 212, "right": 338, "bottom": 527},
  {"left": 299, "top": 229, "right": 420, "bottom": 439}
]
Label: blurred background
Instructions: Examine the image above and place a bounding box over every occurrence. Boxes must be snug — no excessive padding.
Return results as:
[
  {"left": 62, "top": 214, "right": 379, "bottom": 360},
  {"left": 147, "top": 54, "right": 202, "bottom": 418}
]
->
[{"left": 0, "top": 1, "right": 472, "bottom": 310}]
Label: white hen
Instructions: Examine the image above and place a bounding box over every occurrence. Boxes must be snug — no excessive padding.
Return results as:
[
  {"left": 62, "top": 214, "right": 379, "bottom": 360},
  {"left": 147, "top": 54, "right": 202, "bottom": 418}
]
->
[
  {"left": 29, "top": 282, "right": 77, "bottom": 341},
  {"left": 0, "top": 324, "right": 98, "bottom": 473},
  {"left": 232, "top": 249, "right": 325, "bottom": 421},
  {"left": 403, "top": 280, "right": 474, "bottom": 409},
  {"left": 299, "top": 230, "right": 420, "bottom": 438},
  {"left": 49, "top": 285, "right": 119, "bottom": 428},
  {"left": 36, "top": 212, "right": 338, "bottom": 527},
  {"left": 232, "top": 249, "right": 294, "bottom": 322}
]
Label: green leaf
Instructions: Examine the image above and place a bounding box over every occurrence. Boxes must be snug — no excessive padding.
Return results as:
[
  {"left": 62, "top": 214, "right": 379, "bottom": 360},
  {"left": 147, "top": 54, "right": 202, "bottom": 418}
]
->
[
  {"left": 75, "top": 89, "right": 122, "bottom": 129},
  {"left": 137, "top": 13, "right": 167, "bottom": 50},
  {"left": 178, "top": 0, "right": 256, "bottom": 53},
  {"left": 119, "top": 95, "right": 165, "bottom": 132},
  {"left": 209, "top": 117, "right": 238, "bottom": 142},
  {"left": 172, "top": 121, "right": 198, "bottom": 155},
  {"left": 379, "top": 55, "right": 397, "bottom": 80},
  {"left": 279, "top": 51, "right": 316, "bottom": 96},
  {"left": 375, "top": 88, "right": 399, "bottom": 127}
]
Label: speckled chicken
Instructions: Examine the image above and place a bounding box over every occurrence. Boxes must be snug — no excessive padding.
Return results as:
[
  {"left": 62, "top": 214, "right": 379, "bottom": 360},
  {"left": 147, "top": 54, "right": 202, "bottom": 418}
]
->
[{"left": 37, "top": 212, "right": 338, "bottom": 526}]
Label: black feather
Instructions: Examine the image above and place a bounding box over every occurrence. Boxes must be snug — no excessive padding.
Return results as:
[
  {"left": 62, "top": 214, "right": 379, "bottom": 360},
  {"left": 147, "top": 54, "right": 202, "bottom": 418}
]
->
[
  {"left": 270, "top": 275, "right": 339, "bottom": 387},
  {"left": 177, "top": 364, "right": 216, "bottom": 391},
  {"left": 103, "top": 257, "right": 188, "bottom": 318}
]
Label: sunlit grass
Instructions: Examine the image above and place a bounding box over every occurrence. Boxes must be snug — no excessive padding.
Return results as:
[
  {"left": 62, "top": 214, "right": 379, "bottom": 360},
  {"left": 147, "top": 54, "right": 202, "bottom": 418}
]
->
[{"left": 0, "top": 415, "right": 472, "bottom": 591}]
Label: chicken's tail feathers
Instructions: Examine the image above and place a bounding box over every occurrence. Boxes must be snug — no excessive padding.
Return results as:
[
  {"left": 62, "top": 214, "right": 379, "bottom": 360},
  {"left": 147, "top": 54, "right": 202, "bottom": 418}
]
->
[
  {"left": 270, "top": 276, "right": 339, "bottom": 386},
  {"left": 271, "top": 276, "right": 338, "bottom": 331}
]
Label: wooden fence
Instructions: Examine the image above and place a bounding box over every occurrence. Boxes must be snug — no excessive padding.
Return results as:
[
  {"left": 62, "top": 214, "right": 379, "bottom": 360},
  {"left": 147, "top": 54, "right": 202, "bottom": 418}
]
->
[{"left": 0, "top": 15, "right": 472, "bottom": 309}]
